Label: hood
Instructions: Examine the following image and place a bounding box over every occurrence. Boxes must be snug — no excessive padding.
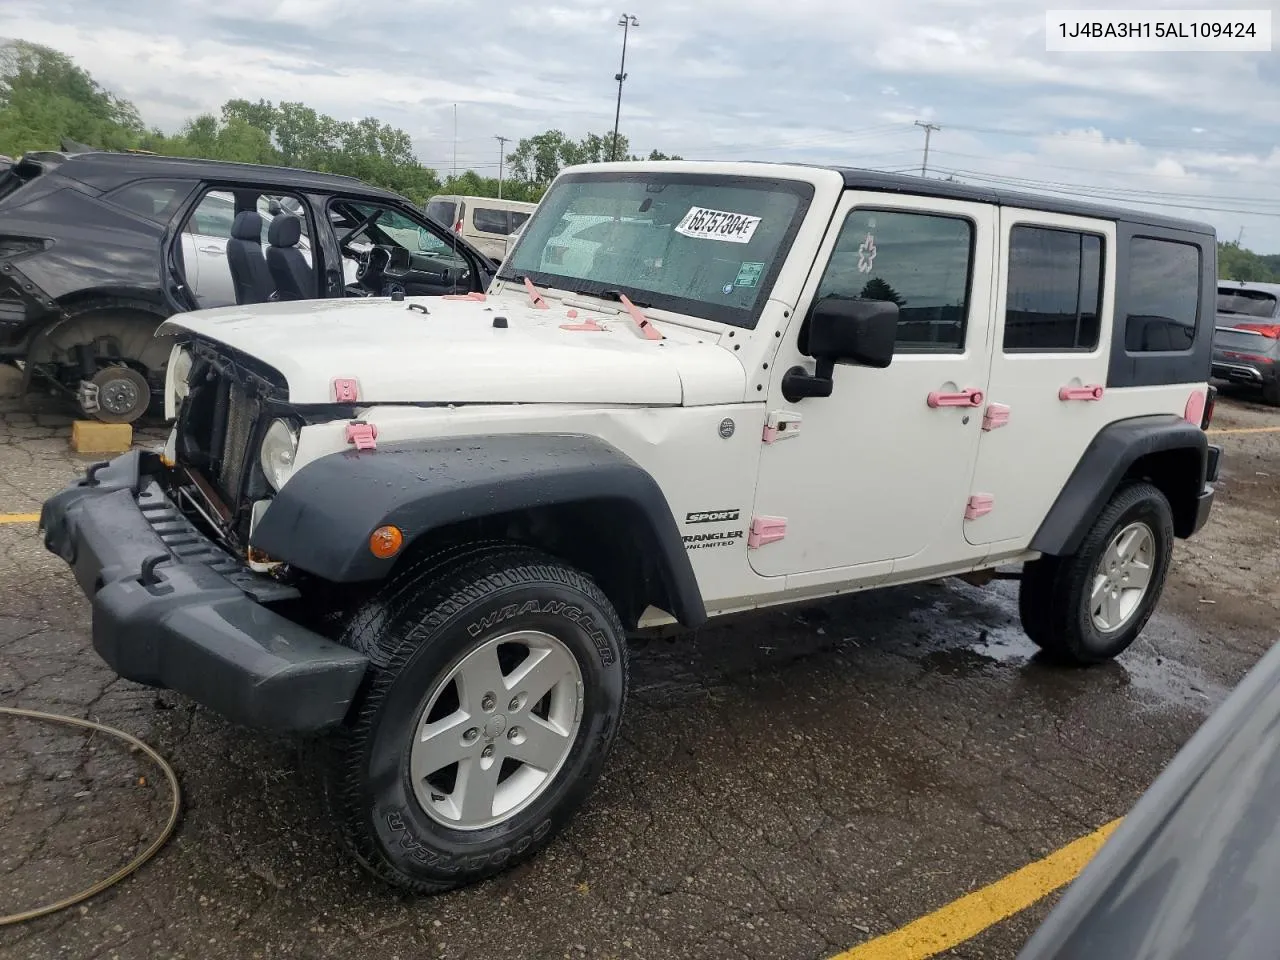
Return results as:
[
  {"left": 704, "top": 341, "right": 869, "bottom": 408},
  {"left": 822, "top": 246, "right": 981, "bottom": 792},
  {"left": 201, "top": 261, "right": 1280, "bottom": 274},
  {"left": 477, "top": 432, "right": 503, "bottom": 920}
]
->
[{"left": 157, "top": 293, "right": 747, "bottom": 406}]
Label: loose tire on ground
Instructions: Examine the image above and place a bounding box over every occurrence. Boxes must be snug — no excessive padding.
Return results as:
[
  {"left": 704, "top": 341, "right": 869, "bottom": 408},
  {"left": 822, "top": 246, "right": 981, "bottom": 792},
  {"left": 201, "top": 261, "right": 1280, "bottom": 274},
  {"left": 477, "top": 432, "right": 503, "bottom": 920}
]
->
[
  {"left": 323, "top": 542, "right": 629, "bottom": 893},
  {"left": 1019, "top": 481, "right": 1175, "bottom": 665}
]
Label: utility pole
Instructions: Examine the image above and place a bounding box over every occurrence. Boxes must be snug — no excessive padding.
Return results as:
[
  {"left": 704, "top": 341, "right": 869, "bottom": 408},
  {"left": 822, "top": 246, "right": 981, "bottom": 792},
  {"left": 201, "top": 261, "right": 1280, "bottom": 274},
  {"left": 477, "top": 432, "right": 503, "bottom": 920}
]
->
[
  {"left": 612, "top": 14, "right": 639, "bottom": 162},
  {"left": 915, "top": 120, "right": 941, "bottom": 177},
  {"left": 452, "top": 104, "right": 458, "bottom": 182},
  {"left": 1236, "top": 226, "right": 1245, "bottom": 246},
  {"left": 495, "top": 135, "right": 509, "bottom": 199}
]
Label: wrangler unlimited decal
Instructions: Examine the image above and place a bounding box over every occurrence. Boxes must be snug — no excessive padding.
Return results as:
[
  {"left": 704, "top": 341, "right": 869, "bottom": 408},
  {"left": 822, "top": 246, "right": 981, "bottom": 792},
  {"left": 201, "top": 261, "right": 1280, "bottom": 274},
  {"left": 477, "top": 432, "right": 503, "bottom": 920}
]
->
[{"left": 684, "top": 530, "right": 744, "bottom": 550}]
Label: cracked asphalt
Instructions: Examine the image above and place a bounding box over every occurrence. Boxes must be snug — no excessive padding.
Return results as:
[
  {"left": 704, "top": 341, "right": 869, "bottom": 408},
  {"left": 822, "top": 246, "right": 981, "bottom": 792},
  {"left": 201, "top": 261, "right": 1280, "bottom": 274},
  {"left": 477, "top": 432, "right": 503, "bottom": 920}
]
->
[{"left": 1, "top": 372, "right": 1277, "bottom": 960}]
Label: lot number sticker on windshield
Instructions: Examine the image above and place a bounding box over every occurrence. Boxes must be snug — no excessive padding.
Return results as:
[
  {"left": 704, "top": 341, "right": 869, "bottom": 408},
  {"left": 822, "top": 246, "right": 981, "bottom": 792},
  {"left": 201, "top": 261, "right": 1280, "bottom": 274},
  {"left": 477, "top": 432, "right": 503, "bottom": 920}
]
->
[{"left": 675, "top": 206, "right": 761, "bottom": 244}]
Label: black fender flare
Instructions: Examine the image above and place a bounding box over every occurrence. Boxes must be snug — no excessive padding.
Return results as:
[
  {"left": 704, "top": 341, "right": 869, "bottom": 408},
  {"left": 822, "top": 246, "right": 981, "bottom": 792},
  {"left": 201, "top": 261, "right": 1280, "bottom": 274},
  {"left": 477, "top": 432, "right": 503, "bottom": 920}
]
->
[
  {"left": 1029, "top": 414, "right": 1211, "bottom": 557},
  {"left": 250, "top": 432, "right": 708, "bottom": 628}
]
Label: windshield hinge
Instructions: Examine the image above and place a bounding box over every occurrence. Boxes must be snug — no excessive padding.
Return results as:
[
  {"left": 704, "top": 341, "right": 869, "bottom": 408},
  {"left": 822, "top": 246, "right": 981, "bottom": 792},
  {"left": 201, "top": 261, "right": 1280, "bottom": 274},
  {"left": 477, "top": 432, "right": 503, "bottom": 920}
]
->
[{"left": 762, "top": 410, "right": 801, "bottom": 443}]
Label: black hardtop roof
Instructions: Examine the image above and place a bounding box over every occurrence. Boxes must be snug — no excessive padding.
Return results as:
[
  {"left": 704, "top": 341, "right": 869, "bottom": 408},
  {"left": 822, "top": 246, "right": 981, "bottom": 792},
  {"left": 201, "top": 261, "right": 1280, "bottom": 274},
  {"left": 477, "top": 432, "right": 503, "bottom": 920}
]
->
[
  {"left": 24, "top": 150, "right": 407, "bottom": 202},
  {"left": 811, "top": 165, "right": 1214, "bottom": 236}
]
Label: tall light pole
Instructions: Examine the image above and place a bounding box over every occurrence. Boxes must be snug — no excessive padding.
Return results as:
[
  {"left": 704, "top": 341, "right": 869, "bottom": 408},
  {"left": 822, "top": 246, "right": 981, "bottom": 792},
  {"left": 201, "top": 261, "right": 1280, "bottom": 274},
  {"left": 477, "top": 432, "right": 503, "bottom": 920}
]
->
[
  {"left": 495, "top": 135, "right": 509, "bottom": 199},
  {"left": 612, "top": 14, "right": 638, "bottom": 162}
]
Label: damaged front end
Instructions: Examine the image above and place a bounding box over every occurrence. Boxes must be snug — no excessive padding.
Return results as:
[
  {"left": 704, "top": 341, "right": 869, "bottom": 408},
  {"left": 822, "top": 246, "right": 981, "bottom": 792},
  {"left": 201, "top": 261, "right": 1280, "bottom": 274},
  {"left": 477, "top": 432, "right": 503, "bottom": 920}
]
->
[{"left": 164, "top": 337, "right": 362, "bottom": 573}]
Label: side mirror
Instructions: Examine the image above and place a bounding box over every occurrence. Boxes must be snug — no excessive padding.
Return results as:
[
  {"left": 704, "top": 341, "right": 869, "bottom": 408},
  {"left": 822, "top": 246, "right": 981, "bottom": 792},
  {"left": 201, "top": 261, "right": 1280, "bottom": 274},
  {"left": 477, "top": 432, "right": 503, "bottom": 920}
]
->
[{"left": 781, "top": 297, "right": 898, "bottom": 403}]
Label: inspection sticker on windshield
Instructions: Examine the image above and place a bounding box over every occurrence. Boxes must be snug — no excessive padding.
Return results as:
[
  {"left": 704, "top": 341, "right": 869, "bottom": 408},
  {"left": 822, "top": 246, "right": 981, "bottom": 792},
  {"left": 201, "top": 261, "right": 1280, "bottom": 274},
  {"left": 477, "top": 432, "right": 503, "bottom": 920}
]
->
[
  {"left": 674, "top": 206, "right": 761, "bottom": 244},
  {"left": 735, "top": 261, "right": 765, "bottom": 287}
]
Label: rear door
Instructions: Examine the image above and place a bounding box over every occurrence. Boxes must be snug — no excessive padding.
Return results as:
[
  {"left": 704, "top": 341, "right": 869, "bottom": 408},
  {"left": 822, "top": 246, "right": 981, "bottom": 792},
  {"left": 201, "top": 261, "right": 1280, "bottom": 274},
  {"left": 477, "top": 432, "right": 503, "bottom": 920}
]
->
[{"left": 964, "top": 209, "right": 1115, "bottom": 549}]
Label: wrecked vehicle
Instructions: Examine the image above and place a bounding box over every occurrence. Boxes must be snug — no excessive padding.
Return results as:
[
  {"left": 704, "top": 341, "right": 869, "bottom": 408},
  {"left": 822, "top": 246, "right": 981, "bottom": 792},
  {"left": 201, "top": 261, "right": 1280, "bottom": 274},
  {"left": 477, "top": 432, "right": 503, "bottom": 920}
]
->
[
  {"left": 0, "top": 150, "right": 494, "bottom": 422},
  {"left": 41, "top": 160, "right": 1221, "bottom": 891}
]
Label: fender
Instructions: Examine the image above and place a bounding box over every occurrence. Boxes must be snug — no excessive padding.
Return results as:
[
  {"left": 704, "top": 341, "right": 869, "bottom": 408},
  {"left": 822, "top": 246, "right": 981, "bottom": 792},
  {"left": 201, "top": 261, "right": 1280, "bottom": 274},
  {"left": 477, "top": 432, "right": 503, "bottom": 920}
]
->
[
  {"left": 1030, "top": 414, "right": 1212, "bottom": 558},
  {"left": 250, "top": 432, "right": 707, "bottom": 627}
]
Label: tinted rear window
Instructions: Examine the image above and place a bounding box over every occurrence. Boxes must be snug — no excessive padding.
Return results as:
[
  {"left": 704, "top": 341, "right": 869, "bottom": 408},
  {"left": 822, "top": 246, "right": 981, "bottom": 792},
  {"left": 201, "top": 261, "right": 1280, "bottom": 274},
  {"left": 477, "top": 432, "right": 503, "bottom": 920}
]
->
[
  {"left": 1217, "top": 288, "right": 1278, "bottom": 319},
  {"left": 103, "top": 179, "right": 196, "bottom": 223},
  {"left": 1124, "top": 237, "right": 1201, "bottom": 353}
]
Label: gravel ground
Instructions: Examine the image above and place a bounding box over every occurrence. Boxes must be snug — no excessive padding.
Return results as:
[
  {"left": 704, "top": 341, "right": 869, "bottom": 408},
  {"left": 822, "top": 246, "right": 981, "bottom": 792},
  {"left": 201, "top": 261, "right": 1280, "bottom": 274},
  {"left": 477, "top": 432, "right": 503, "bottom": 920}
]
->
[{"left": 0, "top": 379, "right": 1275, "bottom": 960}]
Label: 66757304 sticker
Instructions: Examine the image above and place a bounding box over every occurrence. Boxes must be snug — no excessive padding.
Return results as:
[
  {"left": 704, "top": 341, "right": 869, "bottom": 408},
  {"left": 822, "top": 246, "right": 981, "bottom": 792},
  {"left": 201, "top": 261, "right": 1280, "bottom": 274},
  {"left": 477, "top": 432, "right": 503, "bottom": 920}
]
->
[{"left": 674, "top": 206, "right": 762, "bottom": 244}]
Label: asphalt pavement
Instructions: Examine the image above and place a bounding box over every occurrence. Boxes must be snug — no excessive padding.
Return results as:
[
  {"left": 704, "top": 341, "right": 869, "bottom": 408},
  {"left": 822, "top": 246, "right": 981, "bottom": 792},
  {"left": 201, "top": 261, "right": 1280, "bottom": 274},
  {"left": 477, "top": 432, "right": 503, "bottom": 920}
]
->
[{"left": 1, "top": 380, "right": 1277, "bottom": 960}]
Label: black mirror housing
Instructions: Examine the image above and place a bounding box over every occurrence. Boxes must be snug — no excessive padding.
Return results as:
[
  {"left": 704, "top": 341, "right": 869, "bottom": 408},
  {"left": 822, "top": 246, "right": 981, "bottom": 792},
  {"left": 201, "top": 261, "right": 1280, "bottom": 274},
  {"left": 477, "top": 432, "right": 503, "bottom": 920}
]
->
[
  {"left": 808, "top": 296, "right": 898, "bottom": 369},
  {"left": 781, "top": 297, "right": 898, "bottom": 403}
]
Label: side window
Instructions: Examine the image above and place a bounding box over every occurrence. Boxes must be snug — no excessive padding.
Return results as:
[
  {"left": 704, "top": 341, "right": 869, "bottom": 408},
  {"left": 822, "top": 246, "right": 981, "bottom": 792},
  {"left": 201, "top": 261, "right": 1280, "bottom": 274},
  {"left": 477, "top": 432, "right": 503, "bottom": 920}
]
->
[
  {"left": 103, "top": 179, "right": 195, "bottom": 224},
  {"left": 1003, "top": 225, "right": 1104, "bottom": 352},
  {"left": 186, "top": 190, "right": 237, "bottom": 238},
  {"left": 814, "top": 208, "right": 974, "bottom": 352},
  {"left": 472, "top": 207, "right": 510, "bottom": 235},
  {"left": 425, "top": 199, "right": 457, "bottom": 229},
  {"left": 511, "top": 212, "right": 531, "bottom": 232},
  {"left": 179, "top": 187, "right": 317, "bottom": 308},
  {"left": 1125, "top": 237, "right": 1201, "bottom": 353}
]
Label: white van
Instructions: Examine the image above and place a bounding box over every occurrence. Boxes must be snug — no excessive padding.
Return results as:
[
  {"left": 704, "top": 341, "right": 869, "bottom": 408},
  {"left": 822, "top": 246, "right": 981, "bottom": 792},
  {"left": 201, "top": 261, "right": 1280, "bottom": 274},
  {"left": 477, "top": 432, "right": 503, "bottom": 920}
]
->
[{"left": 424, "top": 194, "right": 538, "bottom": 261}]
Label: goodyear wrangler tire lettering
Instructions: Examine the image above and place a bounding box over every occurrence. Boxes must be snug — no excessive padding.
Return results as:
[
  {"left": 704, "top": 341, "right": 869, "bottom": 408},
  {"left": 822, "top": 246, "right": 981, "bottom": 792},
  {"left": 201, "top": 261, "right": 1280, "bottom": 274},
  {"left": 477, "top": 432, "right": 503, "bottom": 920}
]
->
[{"left": 325, "top": 543, "right": 628, "bottom": 893}]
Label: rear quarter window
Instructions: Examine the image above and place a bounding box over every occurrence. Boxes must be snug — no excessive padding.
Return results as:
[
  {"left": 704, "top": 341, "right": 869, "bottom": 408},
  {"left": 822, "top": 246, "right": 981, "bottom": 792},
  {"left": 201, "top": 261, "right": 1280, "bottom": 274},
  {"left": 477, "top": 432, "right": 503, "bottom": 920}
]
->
[
  {"left": 1124, "top": 236, "right": 1201, "bottom": 353},
  {"left": 102, "top": 179, "right": 197, "bottom": 224}
]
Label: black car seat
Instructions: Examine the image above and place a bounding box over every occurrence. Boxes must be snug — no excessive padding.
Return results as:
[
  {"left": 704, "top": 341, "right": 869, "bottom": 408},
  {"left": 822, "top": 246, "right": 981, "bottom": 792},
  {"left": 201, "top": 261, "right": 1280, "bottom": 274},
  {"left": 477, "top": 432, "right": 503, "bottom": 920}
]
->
[
  {"left": 265, "top": 215, "right": 312, "bottom": 301},
  {"left": 225, "top": 211, "right": 274, "bottom": 305}
]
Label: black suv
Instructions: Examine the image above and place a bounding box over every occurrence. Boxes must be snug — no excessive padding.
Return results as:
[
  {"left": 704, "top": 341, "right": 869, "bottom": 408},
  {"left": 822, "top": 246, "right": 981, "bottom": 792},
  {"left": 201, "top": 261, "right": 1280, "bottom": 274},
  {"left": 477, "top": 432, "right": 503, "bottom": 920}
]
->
[{"left": 0, "top": 151, "right": 496, "bottom": 422}]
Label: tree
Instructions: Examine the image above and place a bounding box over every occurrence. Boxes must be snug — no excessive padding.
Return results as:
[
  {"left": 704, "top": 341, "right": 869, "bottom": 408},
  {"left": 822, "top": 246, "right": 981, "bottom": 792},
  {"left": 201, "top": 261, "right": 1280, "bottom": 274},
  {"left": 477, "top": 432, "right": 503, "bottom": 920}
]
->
[
  {"left": 0, "top": 40, "right": 143, "bottom": 156},
  {"left": 1218, "top": 241, "right": 1280, "bottom": 283},
  {"left": 0, "top": 45, "right": 687, "bottom": 213},
  {"left": 504, "top": 129, "right": 682, "bottom": 192},
  {"left": 859, "top": 278, "right": 907, "bottom": 306}
]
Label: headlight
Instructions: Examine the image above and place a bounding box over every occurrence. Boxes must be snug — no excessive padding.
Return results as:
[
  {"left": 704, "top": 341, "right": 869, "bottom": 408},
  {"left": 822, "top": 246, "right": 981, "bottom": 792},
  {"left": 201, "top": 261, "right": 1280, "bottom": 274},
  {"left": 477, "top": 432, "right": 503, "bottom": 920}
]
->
[{"left": 259, "top": 419, "right": 299, "bottom": 491}]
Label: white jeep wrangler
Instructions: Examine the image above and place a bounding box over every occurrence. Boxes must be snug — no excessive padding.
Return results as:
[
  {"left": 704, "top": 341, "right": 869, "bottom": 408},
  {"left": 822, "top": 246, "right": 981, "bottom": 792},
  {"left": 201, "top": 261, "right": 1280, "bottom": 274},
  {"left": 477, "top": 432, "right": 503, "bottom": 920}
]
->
[{"left": 40, "top": 161, "right": 1223, "bottom": 892}]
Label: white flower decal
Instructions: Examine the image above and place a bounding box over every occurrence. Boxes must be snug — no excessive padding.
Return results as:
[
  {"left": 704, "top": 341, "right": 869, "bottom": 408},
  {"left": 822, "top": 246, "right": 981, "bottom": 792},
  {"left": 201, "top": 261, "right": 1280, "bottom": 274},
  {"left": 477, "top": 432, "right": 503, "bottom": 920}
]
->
[{"left": 857, "top": 233, "right": 877, "bottom": 274}]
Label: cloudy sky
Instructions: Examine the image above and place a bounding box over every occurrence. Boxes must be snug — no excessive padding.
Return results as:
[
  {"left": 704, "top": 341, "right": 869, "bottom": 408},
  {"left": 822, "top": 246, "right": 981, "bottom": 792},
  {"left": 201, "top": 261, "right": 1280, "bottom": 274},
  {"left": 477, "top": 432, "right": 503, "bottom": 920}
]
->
[{"left": 4, "top": 0, "right": 1279, "bottom": 250}]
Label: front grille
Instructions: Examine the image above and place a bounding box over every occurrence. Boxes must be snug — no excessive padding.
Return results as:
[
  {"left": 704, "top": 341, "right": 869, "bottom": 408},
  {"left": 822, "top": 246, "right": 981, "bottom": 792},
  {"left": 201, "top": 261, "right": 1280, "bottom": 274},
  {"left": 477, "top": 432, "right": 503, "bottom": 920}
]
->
[{"left": 218, "top": 380, "right": 258, "bottom": 502}]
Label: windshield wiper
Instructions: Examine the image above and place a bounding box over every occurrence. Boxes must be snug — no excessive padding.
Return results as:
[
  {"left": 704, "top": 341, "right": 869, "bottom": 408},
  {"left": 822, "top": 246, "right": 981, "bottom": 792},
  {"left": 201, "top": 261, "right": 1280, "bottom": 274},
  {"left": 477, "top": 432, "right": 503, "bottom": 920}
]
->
[{"left": 596, "top": 289, "right": 653, "bottom": 309}]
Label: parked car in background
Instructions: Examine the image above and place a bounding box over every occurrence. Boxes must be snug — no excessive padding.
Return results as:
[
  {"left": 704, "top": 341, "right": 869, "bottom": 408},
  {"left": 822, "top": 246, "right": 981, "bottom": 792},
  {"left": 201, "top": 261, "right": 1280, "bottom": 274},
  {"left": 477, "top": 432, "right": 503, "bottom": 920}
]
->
[
  {"left": 1211, "top": 279, "right": 1280, "bottom": 405},
  {"left": 424, "top": 194, "right": 537, "bottom": 261},
  {"left": 0, "top": 151, "right": 496, "bottom": 423}
]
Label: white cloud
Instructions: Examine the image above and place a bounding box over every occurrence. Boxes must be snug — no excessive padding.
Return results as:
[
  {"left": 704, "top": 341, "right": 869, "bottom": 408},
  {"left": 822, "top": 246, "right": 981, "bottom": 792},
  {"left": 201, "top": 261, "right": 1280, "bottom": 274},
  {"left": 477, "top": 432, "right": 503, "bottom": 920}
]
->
[{"left": 1, "top": 0, "right": 1278, "bottom": 249}]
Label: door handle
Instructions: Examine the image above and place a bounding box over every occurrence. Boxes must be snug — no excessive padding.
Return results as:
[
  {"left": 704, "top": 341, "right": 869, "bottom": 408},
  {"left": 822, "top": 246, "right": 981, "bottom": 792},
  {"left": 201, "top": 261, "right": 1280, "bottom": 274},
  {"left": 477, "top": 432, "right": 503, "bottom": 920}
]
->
[
  {"left": 927, "top": 388, "right": 984, "bottom": 408},
  {"left": 1059, "top": 384, "right": 1104, "bottom": 401},
  {"left": 198, "top": 245, "right": 223, "bottom": 255}
]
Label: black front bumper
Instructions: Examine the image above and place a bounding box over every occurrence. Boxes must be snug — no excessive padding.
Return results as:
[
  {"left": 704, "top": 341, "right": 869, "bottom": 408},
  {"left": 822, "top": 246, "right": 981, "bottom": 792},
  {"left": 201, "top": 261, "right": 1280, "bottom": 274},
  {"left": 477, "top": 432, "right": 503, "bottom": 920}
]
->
[{"left": 39, "top": 451, "right": 369, "bottom": 733}]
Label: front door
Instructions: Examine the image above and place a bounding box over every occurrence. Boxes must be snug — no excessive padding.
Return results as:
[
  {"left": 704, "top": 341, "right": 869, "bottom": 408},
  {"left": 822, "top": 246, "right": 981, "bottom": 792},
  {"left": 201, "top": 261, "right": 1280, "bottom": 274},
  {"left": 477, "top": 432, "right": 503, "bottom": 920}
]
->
[
  {"left": 749, "top": 192, "right": 998, "bottom": 580},
  {"left": 963, "top": 209, "right": 1116, "bottom": 549}
]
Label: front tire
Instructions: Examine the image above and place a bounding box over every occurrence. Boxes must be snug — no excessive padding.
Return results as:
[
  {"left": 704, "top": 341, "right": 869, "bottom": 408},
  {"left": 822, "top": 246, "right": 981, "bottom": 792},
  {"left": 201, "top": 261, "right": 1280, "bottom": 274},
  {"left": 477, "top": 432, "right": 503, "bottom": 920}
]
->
[
  {"left": 1019, "top": 482, "right": 1174, "bottom": 665},
  {"left": 324, "top": 543, "right": 629, "bottom": 893}
]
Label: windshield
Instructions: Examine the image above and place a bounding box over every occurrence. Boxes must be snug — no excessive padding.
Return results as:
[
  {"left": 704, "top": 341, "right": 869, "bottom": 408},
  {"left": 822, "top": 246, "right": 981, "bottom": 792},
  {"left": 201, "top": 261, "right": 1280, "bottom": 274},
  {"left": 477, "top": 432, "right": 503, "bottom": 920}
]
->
[
  {"left": 1218, "top": 288, "right": 1278, "bottom": 318},
  {"left": 500, "top": 171, "right": 814, "bottom": 328}
]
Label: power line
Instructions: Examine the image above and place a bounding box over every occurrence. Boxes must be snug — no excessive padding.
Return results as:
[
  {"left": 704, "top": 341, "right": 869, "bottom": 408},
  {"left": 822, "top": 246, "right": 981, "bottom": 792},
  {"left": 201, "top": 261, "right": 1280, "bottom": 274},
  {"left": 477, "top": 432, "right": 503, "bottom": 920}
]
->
[
  {"left": 931, "top": 167, "right": 1280, "bottom": 219},
  {"left": 928, "top": 148, "right": 1279, "bottom": 189},
  {"left": 930, "top": 165, "right": 1280, "bottom": 208}
]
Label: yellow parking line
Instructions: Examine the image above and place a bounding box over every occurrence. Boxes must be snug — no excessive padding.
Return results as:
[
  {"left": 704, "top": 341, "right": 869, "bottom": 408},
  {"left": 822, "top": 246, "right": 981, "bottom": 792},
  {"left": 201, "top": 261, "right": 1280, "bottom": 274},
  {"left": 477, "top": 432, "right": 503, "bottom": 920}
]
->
[
  {"left": 830, "top": 818, "right": 1122, "bottom": 960},
  {"left": 1208, "top": 426, "right": 1280, "bottom": 435},
  {"left": 0, "top": 513, "right": 39, "bottom": 524}
]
